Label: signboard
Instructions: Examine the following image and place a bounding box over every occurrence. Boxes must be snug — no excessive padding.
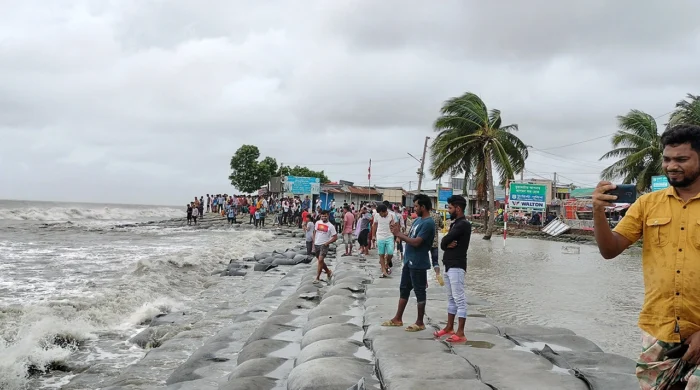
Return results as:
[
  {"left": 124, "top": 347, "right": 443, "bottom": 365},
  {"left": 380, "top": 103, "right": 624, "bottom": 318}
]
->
[
  {"left": 651, "top": 176, "right": 669, "bottom": 192},
  {"left": 509, "top": 182, "right": 547, "bottom": 211},
  {"left": 438, "top": 188, "right": 453, "bottom": 210},
  {"left": 283, "top": 176, "right": 320, "bottom": 195}
]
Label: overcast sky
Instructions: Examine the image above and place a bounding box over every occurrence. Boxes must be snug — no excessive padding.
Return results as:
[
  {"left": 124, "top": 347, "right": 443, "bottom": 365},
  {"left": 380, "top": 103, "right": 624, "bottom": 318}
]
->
[{"left": 2, "top": 1, "right": 699, "bottom": 205}]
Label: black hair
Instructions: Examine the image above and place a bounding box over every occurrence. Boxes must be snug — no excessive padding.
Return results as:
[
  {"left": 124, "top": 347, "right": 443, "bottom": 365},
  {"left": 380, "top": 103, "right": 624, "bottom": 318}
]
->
[
  {"left": 377, "top": 204, "right": 388, "bottom": 213},
  {"left": 343, "top": 205, "right": 350, "bottom": 211},
  {"left": 383, "top": 200, "right": 391, "bottom": 207},
  {"left": 661, "top": 124, "right": 700, "bottom": 153},
  {"left": 320, "top": 209, "right": 329, "bottom": 215},
  {"left": 447, "top": 195, "right": 467, "bottom": 213},
  {"left": 413, "top": 194, "right": 432, "bottom": 211}
]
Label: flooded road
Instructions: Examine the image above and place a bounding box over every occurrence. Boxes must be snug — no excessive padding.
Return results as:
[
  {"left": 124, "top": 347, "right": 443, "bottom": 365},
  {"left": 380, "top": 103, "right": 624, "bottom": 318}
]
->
[{"left": 463, "top": 235, "right": 643, "bottom": 359}]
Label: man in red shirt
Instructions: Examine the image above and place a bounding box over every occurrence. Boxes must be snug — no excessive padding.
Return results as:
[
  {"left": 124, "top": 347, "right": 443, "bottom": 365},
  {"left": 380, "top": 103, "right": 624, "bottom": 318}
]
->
[
  {"left": 301, "top": 209, "right": 309, "bottom": 229},
  {"left": 341, "top": 205, "right": 355, "bottom": 256},
  {"left": 249, "top": 204, "right": 256, "bottom": 225}
]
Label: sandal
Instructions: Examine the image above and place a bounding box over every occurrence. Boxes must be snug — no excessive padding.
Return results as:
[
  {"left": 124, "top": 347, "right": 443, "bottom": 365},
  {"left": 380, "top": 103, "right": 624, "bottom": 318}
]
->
[
  {"left": 446, "top": 334, "right": 468, "bottom": 344},
  {"left": 433, "top": 329, "right": 454, "bottom": 338},
  {"left": 381, "top": 320, "right": 403, "bottom": 327},
  {"left": 404, "top": 324, "right": 426, "bottom": 332}
]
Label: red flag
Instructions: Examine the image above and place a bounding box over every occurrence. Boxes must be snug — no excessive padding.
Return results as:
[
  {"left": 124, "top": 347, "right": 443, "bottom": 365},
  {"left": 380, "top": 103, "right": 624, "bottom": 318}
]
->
[{"left": 368, "top": 159, "right": 371, "bottom": 180}]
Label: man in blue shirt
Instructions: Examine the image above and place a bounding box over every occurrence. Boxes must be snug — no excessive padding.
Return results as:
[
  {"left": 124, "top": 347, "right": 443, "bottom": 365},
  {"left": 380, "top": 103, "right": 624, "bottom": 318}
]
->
[{"left": 383, "top": 194, "right": 435, "bottom": 332}]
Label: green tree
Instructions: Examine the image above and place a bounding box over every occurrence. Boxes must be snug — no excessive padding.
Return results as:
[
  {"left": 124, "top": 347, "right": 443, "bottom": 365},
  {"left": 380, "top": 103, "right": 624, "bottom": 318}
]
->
[
  {"left": 278, "top": 165, "right": 330, "bottom": 183},
  {"left": 228, "top": 145, "right": 277, "bottom": 193},
  {"left": 599, "top": 110, "right": 663, "bottom": 192},
  {"left": 670, "top": 93, "right": 700, "bottom": 126},
  {"left": 430, "top": 92, "right": 528, "bottom": 239}
]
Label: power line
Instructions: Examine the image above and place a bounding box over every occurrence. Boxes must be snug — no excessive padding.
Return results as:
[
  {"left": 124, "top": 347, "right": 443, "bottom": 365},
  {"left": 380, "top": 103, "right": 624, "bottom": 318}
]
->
[
  {"left": 285, "top": 156, "right": 411, "bottom": 167},
  {"left": 557, "top": 173, "right": 599, "bottom": 187},
  {"left": 539, "top": 134, "right": 613, "bottom": 150},
  {"left": 533, "top": 109, "right": 675, "bottom": 152},
  {"left": 530, "top": 148, "right": 609, "bottom": 168}
]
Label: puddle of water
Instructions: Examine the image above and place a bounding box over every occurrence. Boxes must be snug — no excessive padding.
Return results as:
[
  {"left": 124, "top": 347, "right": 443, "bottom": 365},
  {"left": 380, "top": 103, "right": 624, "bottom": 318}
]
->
[
  {"left": 266, "top": 359, "right": 295, "bottom": 379},
  {"left": 350, "top": 330, "right": 364, "bottom": 343},
  {"left": 347, "top": 316, "right": 364, "bottom": 327},
  {"left": 279, "top": 316, "right": 307, "bottom": 328},
  {"left": 518, "top": 342, "right": 572, "bottom": 352},
  {"left": 272, "top": 329, "right": 303, "bottom": 343},
  {"left": 269, "top": 342, "right": 301, "bottom": 359},
  {"left": 342, "top": 307, "right": 365, "bottom": 317},
  {"left": 551, "top": 365, "right": 572, "bottom": 375},
  {"left": 353, "top": 346, "right": 373, "bottom": 362},
  {"left": 464, "top": 340, "right": 495, "bottom": 349}
]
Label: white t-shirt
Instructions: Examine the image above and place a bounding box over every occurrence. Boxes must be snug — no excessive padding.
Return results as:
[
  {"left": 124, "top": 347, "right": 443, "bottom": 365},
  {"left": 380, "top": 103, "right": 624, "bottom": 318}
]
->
[
  {"left": 314, "top": 220, "right": 337, "bottom": 245},
  {"left": 374, "top": 212, "right": 395, "bottom": 240}
]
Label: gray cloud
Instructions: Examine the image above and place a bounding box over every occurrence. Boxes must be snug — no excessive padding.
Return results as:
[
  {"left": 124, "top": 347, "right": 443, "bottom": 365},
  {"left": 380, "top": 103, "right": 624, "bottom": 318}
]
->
[{"left": 1, "top": 0, "right": 699, "bottom": 204}]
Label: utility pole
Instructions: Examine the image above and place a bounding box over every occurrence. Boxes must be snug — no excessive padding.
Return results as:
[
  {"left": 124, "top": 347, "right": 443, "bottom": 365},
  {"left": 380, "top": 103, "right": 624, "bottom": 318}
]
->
[
  {"left": 417, "top": 136, "right": 429, "bottom": 192},
  {"left": 553, "top": 171, "right": 558, "bottom": 202}
]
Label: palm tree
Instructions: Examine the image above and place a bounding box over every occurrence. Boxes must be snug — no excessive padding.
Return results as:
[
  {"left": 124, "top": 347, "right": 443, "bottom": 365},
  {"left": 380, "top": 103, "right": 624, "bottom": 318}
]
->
[
  {"left": 670, "top": 93, "right": 700, "bottom": 126},
  {"left": 599, "top": 110, "right": 663, "bottom": 192},
  {"left": 430, "top": 92, "right": 528, "bottom": 240}
]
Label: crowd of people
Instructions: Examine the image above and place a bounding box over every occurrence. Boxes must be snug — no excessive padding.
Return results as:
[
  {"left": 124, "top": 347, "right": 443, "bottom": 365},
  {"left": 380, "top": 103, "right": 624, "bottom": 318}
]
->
[{"left": 184, "top": 189, "right": 474, "bottom": 347}]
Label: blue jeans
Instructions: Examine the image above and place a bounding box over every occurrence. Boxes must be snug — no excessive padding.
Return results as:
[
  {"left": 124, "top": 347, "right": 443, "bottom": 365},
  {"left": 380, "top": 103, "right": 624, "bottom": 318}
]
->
[
  {"left": 444, "top": 268, "right": 467, "bottom": 318},
  {"left": 399, "top": 265, "right": 427, "bottom": 303}
]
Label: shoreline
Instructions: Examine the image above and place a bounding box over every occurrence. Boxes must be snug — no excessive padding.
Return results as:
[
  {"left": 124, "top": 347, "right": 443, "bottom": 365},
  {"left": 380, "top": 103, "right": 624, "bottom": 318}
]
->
[{"left": 66, "top": 227, "right": 638, "bottom": 389}]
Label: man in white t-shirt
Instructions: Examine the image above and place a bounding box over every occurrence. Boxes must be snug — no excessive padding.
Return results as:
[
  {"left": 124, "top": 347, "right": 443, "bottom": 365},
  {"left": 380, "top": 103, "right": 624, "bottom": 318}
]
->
[
  {"left": 312, "top": 210, "right": 337, "bottom": 283},
  {"left": 372, "top": 204, "right": 395, "bottom": 277}
]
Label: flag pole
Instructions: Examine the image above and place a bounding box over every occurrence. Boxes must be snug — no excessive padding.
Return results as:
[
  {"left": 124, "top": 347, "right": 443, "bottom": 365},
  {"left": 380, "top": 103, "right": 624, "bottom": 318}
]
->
[{"left": 368, "top": 159, "right": 372, "bottom": 202}]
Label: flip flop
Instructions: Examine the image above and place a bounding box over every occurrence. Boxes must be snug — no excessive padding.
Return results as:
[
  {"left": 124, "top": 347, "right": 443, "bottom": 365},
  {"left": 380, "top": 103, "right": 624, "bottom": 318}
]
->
[
  {"left": 404, "top": 324, "right": 426, "bottom": 332},
  {"left": 445, "top": 334, "right": 468, "bottom": 344},
  {"left": 381, "top": 320, "right": 403, "bottom": 327},
  {"left": 433, "top": 329, "right": 454, "bottom": 338}
]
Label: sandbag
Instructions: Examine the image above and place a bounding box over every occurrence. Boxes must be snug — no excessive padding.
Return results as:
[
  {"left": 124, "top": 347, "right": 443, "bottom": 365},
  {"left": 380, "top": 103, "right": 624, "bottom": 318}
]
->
[
  {"left": 272, "top": 258, "right": 299, "bottom": 266},
  {"left": 258, "top": 257, "right": 275, "bottom": 265},
  {"left": 284, "top": 251, "right": 297, "bottom": 259},
  {"left": 254, "top": 252, "right": 272, "bottom": 261},
  {"left": 254, "top": 263, "right": 278, "bottom": 272},
  {"left": 227, "top": 270, "right": 247, "bottom": 277}
]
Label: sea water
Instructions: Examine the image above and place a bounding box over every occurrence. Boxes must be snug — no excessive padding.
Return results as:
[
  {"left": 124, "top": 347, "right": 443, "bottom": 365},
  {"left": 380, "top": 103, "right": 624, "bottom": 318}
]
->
[{"left": 0, "top": 200, "right": 286, "bottom": 389}]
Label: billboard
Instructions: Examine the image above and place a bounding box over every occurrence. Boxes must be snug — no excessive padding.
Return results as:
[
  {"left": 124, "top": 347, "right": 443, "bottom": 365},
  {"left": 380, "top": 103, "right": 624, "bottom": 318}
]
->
[
  {"left": 438, "top": 188, "right": 453, "bottom": 210},
  {"left": 283, "top": 176, "right": 321, "bottom": 195},
  {"left": 509, "top": 182, "right": 547, "bottom": 211}
]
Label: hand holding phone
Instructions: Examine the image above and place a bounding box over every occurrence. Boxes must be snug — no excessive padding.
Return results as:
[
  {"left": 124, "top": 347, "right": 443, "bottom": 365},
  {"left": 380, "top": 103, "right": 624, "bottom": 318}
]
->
[
  {"left": 604, "top": 184, "right": 637, "bottom": 204},
  {"left": 664, "top": 344, "right": 689, "bottom": 360}
]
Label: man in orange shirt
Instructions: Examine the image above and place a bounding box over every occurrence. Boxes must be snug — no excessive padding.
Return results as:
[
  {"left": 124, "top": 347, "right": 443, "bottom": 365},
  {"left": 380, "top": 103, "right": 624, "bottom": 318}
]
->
[{"left": 593, "top": 124, "right": 700, "bottom": 389}]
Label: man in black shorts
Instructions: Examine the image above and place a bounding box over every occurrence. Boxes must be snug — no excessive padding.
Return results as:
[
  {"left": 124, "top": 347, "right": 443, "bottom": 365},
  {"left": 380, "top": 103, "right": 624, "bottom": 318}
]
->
[{"left": 357, "top": 207, "right": 372, "bottom": 259}]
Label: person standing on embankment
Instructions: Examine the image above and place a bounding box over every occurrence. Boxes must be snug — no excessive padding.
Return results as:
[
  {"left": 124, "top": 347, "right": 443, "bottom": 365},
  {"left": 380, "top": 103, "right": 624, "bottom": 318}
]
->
[
  {"left": 382, "top": 194, "right": 435, "bottom": 332},
  {"left": 592, "top": 124, "right": 700, "bottom": 389},
  {"left": 434, "top": 195, "right": 471, "bottom": 344}
]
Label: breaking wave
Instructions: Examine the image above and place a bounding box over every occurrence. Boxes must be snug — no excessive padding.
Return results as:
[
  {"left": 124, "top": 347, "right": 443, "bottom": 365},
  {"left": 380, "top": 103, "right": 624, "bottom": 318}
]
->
[
  {"left": 0, "top": 206, "right": 183, "bottom": 223},
  {"left": 0, "top": 228, "right": 280, "bottom": 390}
]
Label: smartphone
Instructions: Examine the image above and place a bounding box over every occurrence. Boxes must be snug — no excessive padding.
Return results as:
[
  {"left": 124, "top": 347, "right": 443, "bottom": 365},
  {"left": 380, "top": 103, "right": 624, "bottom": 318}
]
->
[
  {"left": 606, "top": 184, "right": 637, "bottom": 204},
  {"left": 664, "top": 344, "right": 688, "bottom": 359}
]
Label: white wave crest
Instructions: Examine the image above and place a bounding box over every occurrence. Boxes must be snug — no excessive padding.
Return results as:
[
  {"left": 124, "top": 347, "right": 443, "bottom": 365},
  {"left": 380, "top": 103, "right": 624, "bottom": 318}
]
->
[
  {"left": 0, "top": 316, "right": 95, "bottom": 390},
  {"left": 125, "top": 298, "right": 181, "bottom": 327},
  {"left": 0, "top": 206, "right": 183, "bottom": 223}
]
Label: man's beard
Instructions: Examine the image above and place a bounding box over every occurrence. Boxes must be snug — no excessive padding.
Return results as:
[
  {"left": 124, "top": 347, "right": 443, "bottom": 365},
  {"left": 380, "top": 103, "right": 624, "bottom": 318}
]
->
[
  {"left": 450, "top": 212, "right": 458, "bottom": 220},
  {"left": 666, "top": 168, "right": 700, "bottom": 188}
]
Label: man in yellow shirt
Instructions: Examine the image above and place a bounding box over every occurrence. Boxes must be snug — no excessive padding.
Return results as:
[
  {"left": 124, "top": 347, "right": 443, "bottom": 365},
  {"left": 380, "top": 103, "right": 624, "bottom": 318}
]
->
[{"left": 593, "top": 124, "right": 700, "bottom": 389}]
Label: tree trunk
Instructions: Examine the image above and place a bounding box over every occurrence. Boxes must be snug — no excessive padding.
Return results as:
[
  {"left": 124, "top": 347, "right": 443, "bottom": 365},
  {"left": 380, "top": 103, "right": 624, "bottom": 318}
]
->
[{"left": 483, "top": 150, "right": 496, "bottom": 240}]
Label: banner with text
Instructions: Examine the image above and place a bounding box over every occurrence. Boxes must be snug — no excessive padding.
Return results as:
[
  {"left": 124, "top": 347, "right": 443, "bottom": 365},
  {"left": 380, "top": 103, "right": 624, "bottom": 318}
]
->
[
  {"left": 509, "top": 182, "right": 547, "bottom": 211},
  {"left": 283, "top": 176, "right": 321, "bottom": 195}
]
